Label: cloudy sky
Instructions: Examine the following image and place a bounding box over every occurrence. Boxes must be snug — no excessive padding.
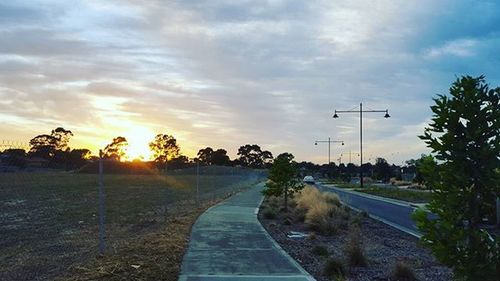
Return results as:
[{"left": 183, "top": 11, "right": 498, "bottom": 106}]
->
[{"left": 1, "top": 0, "right": 499, "bottom": 163}]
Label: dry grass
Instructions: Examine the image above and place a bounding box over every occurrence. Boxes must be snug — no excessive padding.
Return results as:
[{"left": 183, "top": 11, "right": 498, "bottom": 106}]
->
[
  {"left": 343, "top": 227, "right": 367, "bottom": 267},
  {"left": 57, "top": 205, "right": 210, "bottom": 281},
  {"left": 323, "top": 257, "right": 346, "bottom": 279},
  {"left": 295, "top": 186, "right": 322, "bottom": 212},
  {"left": 391, "top": 261, "right": 417, "bottom": 281},
  {"left": 294, "top": 186, "right": 348, "bottom": 234},
  {"left": 305, "top": 201, "right": 335, "bottom": 233},
  {"left": 322, "top": 192, "right": 341, "bottom": 207}
]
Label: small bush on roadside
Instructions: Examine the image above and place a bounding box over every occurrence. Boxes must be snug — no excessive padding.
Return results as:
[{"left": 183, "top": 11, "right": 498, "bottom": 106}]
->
[
  {"left": 343, "top": 228, "right": 367, "bottom": 267},
  {"left": 323, "top": 257, "right": 345, "bottom": 279},
  {"left": 305, "top": 201, "right": 334, "bottom": 233},
  {"left": 283, "top": 218, "right": 292, "bottom": 225},
  {"left": 323, "top": 192, "right": 341, "bottom": 206},
  {"left": 391, "top": 261, "right": 417, "bottom": 281},
  {"left": 312, "top": 245, "right": 329, "bottom": 256},
  {"left": 296, "top": 186, "right": 322, "bottom": 211},
  {"left": 349, "top": 216, "right": 362, "bottom": 227},
  {"left": 263, "top": 208, "right": 277, "bottom": 219}
]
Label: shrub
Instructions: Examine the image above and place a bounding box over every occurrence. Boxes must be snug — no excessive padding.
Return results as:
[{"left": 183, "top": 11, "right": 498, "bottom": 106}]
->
[
  {"left": 283, "top": 218, "right": 292, "bottom": 225},
  {"left": 308, "top": 232, "right": 317, "bottom": 240},
  {"left": 296, "top": 186, "right": 322, "bottom": 211},
  {"left": 263, "top": 208, "right": 277, "bottom": 219},
  {"left": 343, "top": 228, "right": 367, "bottom": 267},
  {"left": 323, "top": 258, "right": 345, "bottom": 279},
  {"left": 323, "top": 192, "right": 341, "bottom": 206},
  {"left": 304, "top": 200, "right": 334, "bottom": 233},
  {"left": 391, "top": 261, "right": 417, "bottom": 281},
  {"left": 312, "top": 245, "right": 329, "bottom": 256}
]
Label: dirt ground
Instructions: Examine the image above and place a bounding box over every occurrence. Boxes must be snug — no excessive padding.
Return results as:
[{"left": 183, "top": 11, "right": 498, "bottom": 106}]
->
[{"left": 0, "top": 171, "right": 261, "bottom": 280}]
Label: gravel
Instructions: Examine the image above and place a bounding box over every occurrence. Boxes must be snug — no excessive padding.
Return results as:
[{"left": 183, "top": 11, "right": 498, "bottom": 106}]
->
[{"left": 258, "top": 200, "right": 454, "bottom": 281}]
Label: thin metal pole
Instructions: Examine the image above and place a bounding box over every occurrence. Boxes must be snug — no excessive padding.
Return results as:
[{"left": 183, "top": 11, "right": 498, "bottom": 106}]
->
[
  {"left": 328, "top": 137, "right": 331, "bottom": 165},
  {"left": 360, "top": 103, "right": 364, "bottom": 188},
  {"left": 196, "top": 160, "right": 200, "bottom": 207},
  {"left": 98, "top": 149, "right": 105, "bottom": 256}
]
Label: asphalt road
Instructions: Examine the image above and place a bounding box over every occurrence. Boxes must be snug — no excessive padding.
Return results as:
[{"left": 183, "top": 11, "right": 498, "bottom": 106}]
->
[{"left": 316, "top": 184, "right": 421, "bottom": 237}]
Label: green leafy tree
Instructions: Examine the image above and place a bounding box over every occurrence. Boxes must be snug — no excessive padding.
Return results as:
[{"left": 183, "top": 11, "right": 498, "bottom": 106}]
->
[
  {"left": 149, "top": 134, "right": 180, "bottom": 169},
  {"left": 414, "top": 154, "right": 437, "bottom": 186},
  {"left": 413, "top": 75, "right": 499, "bottom": 280},
  {"left": 263, "top": 153, "right": 304, "bottom": 212}
]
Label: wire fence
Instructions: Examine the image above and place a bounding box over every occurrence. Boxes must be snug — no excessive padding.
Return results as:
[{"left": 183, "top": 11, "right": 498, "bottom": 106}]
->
[{"left": 0, "top": 142, "right": 266, "bottom": 280}]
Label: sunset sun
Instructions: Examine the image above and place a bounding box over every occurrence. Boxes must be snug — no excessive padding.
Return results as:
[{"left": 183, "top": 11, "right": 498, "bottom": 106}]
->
[{"left": 123, "top": 127, "right": 155, "bottom": 161}]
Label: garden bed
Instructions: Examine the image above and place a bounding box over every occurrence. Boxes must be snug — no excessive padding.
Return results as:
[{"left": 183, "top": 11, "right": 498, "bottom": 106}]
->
[{"left": 258, "top": 187, "right": 453, "bottom": 281}]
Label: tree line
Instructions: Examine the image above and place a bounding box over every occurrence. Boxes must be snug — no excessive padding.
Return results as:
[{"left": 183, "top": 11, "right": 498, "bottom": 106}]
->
[{"left": 0, "top": 130, "right": 274, "bottom": 171}]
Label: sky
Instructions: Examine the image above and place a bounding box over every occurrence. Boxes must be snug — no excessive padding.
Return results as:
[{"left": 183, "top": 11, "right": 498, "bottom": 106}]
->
[{"left": 0, "top": 0, "right": 499, "bottom": 163}]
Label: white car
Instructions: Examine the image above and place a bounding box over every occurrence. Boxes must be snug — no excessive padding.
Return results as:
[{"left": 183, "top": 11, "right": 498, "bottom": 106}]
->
[{"left": 303, "top": 176, "right": 315, "bottom": 184}]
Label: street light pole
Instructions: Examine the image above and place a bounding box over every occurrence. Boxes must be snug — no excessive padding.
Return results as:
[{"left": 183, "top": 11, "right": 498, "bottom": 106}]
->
[
  {"left": 333, "top": 102, "right": 390, "bottom": 188},
  {"left": 341, "top": 150, "right": 360, "bottom": 164},
  {"left": 315, "top": 138, "right": 344, "bottom": 165}
]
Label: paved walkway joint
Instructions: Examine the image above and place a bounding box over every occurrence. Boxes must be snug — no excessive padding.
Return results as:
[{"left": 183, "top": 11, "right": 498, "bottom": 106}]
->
[{"left": 179, "top": 183, "right": 314, "bottom": 281}]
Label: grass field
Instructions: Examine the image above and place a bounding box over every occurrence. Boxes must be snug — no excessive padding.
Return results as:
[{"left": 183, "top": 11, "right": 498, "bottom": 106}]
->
[
  {"left": 0, "top": 168, "right": 264, "bottom": 280},
  {"left": 355, "top": 187, "right": 432, "bottom": 203}
]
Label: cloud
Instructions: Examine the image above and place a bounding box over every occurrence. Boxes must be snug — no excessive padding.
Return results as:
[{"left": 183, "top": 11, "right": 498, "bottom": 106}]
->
[
  {"left": 0, "top": 0, "right": 499, "bottom": 163},
  {"left": 425, "top": 38, "right": 478, "bottom": 58}
]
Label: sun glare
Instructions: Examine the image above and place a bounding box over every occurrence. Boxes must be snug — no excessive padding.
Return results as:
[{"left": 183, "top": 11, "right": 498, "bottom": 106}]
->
[{"left": 123, "top": 127, "right": 155, "bottom": 161}]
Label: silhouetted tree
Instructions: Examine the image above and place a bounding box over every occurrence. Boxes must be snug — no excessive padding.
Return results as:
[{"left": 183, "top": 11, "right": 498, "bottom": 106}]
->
[
  {"left": 212, "top": 149, "right": 230, "bottom": 166},
  {"left": 197, "top": 147, "right": 214, "bottom": 165},
  {"left": 29, "top": 127, "right": 73, "bottom": 163},
  {"left": 1, "top": 149, "right": 27, "bottom": 168},
  {"left": 168, "top": 155, "right": 190, "bottom": 170},
  {"left": 373, "top": 157, "right": 391, "bottom": 181},
  {"left": 149, "top": 134, "right": 180, "bottom": 169},
  {"left": 237, "top": 144, "right": 273, "bottom": 168},
  {"left": 67, "top": 149, "right": 92, "bottom": 170},
  {"left": 104, "top": 136, "right": 128, "bottom": 161}
]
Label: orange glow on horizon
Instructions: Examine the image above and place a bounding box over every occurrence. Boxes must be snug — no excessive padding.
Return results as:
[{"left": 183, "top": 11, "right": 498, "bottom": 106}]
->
[{"left": 122, "top": 127, "right": 155, "bottom": 161}]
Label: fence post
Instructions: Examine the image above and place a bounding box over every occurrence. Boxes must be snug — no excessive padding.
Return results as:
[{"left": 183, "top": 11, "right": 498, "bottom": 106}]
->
[
  {"left": 98, "top": 150, "right": 105, "bottom": 256},
  {"left": 196, "top": 160, "right": 200, "bottom": 207}
]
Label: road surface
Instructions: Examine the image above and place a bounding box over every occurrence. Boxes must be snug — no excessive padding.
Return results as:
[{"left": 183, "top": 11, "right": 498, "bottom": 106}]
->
[{"left": 317, "top": 184, "right": 421, "bottom": 237}]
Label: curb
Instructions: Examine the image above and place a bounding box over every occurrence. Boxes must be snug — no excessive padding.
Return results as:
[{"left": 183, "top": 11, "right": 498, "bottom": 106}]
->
[
  {"left": 256, "top": 194, "right": 316, "bottom": 281},
  {"left": 318, "top": 184, "right": 423, "bottom": 239},
  {"left": 321, "top": 184, "right": 423, "bottom": 209}
]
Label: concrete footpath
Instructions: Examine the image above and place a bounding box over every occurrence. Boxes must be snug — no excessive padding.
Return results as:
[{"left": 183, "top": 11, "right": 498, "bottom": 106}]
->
[{"left": 178, "top": 183, "right": 314, "bottom": 281}]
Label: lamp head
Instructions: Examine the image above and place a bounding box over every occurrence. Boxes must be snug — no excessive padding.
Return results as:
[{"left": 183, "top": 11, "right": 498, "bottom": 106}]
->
[{"left": 384, "top": 110, "right": 390, "bottom": 118}]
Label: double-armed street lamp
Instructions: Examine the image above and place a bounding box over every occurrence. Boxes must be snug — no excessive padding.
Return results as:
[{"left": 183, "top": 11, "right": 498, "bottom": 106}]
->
[
  {"left": 333, "top": 103, "right": 390, "bottom": 188},
  {"left": 314, "top": 137, "right": 344, "bottom": 165},
  {"left": 341, "top": 150, "right": 360, "bottom": 164}
]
